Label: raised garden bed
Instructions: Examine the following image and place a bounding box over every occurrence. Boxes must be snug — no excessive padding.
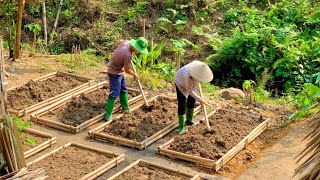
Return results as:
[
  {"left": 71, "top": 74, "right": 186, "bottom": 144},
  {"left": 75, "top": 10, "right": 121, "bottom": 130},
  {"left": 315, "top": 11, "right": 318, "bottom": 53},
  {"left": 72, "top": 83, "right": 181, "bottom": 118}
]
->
[
  {"left": 27, "top": 142, "right": 124, "bottom": 180},
  {"left": 21, "top": 128, "right": 56, "bottom": 158},
  {"left": 159, "top": 109, "right": 270, "bottom": 171},
  {"left": 107, "top": 159, "right": 200, "bottom": 180},
  {"left": 30, "top": 81, "right": 143, "bottom": 133},
  {"left": 7, "top": 71, "right": 94, "bottom": 117},
  {"left": 89, "top": 95, "right": 201, "bottom": 150}
]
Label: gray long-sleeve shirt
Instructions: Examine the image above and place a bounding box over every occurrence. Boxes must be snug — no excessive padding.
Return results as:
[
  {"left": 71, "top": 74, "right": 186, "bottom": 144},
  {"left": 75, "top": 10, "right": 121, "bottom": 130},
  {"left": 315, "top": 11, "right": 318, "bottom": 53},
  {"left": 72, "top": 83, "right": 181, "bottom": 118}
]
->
[{"left": 174, "top": 65, "right": 202, "bottom": 101}]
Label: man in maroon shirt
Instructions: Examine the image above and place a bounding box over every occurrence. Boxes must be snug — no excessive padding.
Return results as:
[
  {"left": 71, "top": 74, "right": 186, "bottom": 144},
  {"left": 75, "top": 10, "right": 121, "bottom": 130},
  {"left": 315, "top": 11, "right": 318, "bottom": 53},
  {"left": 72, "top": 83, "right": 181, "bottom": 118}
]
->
[{"left": 105, "top": 37, "right": 148, "bottom": 121}]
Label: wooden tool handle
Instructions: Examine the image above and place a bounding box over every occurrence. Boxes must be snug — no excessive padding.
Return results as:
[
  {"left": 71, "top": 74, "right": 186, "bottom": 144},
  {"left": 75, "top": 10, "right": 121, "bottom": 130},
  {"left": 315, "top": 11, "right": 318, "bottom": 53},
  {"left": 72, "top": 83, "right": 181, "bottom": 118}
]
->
[
  {"left": 198, "top": 84, "right": 211, "bottom": 130},
  {"left": 130, "top": 60, "right": 149, "bottom": 107}
]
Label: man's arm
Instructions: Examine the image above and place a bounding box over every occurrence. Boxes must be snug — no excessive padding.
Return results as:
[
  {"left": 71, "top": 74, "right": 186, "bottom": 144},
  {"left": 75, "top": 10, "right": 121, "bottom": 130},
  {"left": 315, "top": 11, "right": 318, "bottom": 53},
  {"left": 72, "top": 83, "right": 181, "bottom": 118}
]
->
[{"left": 124, "top": 61, "right": 139, "bottom": 79}]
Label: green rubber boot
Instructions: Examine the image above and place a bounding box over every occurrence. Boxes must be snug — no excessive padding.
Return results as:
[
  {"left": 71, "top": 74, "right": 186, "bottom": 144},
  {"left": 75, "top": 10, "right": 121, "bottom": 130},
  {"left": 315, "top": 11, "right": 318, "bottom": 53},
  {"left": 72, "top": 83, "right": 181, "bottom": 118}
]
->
[
  {"left": 105, "top": 99, "right": 115, "bottom": 121},
  {"left": 119, "top": 92, "right": 130, "bottom": 111},
  {"left": 178, "top": 115, "right": 185, "bottom": 134},
  {"left": 186, "top": 108, "right": 195, "bottom": 126}
]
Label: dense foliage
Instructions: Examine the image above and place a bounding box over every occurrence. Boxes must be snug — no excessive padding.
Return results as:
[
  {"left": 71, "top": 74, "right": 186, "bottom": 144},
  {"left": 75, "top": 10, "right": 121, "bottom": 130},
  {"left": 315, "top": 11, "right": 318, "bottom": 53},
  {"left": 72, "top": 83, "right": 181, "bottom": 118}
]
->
[{"left": 209, "top": 0, "right": 320, "bottom": 94}]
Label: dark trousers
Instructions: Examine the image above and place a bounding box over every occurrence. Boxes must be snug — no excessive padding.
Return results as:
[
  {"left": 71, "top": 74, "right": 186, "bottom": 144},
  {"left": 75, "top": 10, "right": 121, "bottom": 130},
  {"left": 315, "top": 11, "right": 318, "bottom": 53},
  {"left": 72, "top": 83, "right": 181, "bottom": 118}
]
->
[
  {"left": 176, "top": 84, "right": 195, "bottom": 115},
  {"left": 108, "top": 73, "right": 128, "bottom": 100}
]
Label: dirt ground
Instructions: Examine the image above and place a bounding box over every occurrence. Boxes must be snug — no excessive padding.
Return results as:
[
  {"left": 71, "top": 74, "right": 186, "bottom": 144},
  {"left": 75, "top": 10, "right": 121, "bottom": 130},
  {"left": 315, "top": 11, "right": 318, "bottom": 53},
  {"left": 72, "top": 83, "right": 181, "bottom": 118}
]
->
[
  {"left": 114, "top": 165, "right": 190, "bottom": 180},
  {"left": 170, "top": 110, "right": 261, "bottom": 161},
  {"left": 7, "top": 74, "right": 88, "bottom": 110},
  {"left": 104, "top": 97, "right": 177, "bottom": 142},
  {"left": 3, "top": 53, "right": 311, "bottom": 180},
  {"left": 29, "top": 146, "right": 112, "bottom": 180}
]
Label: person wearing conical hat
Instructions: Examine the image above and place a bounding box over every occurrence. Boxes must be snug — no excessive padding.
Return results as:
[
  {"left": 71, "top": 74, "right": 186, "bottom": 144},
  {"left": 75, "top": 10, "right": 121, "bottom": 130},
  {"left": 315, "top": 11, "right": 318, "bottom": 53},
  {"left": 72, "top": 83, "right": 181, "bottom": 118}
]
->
[
  {"left": 174, "top": 60, "right": 213, "bottom": 134},
  {"left": 105, "top": 37, "right": 148, "bottom": 121}
]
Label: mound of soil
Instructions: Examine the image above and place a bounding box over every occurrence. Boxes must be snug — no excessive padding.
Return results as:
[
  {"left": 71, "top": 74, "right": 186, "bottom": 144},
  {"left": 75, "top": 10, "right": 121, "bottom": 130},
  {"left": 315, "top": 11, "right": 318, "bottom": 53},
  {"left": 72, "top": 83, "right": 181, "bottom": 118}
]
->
[
  {"left": 29, "top": 146, "right": 111, "bottom": 180},
  {"left": 7, "top": 74, "right": 88, "bottom": 110},
  {"left": 169, "top": 110, "right": 260, "bottom": 161},
  {"left": 42, "top": 88, "right": 137, "bottom": 127},
  {"left": 114, "top": 165, "right": 189, "bottom": 180},
  {"left": 104, "top": 97, "right": 177, "bottom": 142}
]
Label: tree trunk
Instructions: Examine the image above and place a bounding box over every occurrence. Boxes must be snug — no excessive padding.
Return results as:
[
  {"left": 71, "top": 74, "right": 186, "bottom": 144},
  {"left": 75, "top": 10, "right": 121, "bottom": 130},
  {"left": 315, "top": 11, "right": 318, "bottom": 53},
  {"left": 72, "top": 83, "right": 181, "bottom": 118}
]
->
[
  {"left": 42, "top": 0, "right": 48, "bottom": 49},
  {"left": 15, "top": 0, "right": 25, "bottom": 60},
  {"left": 50, "top": 0, "right": 64, "bottom": 42}
]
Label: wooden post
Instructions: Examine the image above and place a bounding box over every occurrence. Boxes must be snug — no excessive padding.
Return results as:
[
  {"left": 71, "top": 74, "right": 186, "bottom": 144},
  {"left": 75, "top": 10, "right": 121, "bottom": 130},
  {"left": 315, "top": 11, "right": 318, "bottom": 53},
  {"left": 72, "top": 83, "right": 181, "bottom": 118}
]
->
[
  {"left": 142, "top": 18, "right": 146, "bottom": 37},
  {"left": 42, "top": 0, "right": 48, "bottom": 49},
  {"left": 50, "top": 0, "right": 64, "bottom": 42},
  {"left": 15, "top": 0, "right": 25, "bottom": 60}
]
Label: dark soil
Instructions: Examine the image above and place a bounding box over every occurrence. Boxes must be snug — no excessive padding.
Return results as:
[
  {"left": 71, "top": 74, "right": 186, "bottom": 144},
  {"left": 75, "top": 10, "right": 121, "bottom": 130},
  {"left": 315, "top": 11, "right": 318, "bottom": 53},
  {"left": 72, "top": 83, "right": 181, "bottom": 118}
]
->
[
  {"left": 21, "top": 132, "right": 49, "bottom": 152},
  {"left": 104, "top": 97, "right": 177, "bottom": 142},
  {"left": 42, "top": 88, "right": 137, "bottom": 127},
  {"left": 29, "top": 146, "right": 112, "bottom": 180},
  {"left": 114, "top": 165, "right": 190, "bottom": 180},
  {"left": 169, "top": 110, "right": 260, "bottom": 161},
  {"left": 7, "top": 74, "right": 88, "bottom": 110}
]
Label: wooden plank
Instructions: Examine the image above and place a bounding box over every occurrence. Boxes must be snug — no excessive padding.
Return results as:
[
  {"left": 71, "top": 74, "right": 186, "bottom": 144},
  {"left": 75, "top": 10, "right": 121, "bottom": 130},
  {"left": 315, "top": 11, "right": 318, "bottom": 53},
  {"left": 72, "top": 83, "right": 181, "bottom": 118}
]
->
[
  {"left": 107, "top": 159, "right": 198, "bottom": 180},
  {"left": 93, "top": 133, "right": 142, "bottom": 149},
  {"left": 83, "top": 156, "right": 125, "bottom": 180},
  {"left": 22, "top": 128, "right": 56, "bottom": 158},
  {"left": 0, "top": 127, "right": 14, "bottom": 171},
  {"left": 23, "top": 128, "right": 53, "bottom": 138},
  {"left": 11, "top": 121, "right": 26, "bottom": 167},
  {"left": 31, "top": 116, "right": 76, "bottom": 132},
  {"left": 24, "top": 138, "right": 57, "bottom": 159},
  {"left": 107, "top": 160, "right": 141, "bottom": 180},
  {"left": 72, "top": 143, "right": 122, "bottom": 157},
  {"left": 4, "top": 128, "right": 18, "bottom": 170}
]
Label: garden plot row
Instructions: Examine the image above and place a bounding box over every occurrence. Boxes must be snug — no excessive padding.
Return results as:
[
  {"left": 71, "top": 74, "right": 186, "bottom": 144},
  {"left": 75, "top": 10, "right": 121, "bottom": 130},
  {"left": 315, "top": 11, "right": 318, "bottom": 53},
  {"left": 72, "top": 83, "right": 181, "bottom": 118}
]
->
[
  {"left": 11, "top": 72, "right": 272, "bottom": 173},
  {"left": 26, "top": 88, "right": 270, "bottom": 171},
  {"left": 25, "top": 142, "right": 199, "bottom": 180}
]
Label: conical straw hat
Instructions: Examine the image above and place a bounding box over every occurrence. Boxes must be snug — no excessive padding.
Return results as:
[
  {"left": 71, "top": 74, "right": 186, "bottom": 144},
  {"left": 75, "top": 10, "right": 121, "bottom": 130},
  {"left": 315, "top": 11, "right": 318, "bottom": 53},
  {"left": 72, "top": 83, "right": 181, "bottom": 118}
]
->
[{"left": 188, "top": 60, "right": 213, "bottom": 83}]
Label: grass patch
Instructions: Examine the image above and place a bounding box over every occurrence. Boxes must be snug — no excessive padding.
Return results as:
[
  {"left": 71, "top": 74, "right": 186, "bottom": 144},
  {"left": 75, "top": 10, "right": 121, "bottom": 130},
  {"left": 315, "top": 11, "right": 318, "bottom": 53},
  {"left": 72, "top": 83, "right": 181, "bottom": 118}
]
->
[{"left": 57, "top": 48, "right": 104, "bottom": 72}]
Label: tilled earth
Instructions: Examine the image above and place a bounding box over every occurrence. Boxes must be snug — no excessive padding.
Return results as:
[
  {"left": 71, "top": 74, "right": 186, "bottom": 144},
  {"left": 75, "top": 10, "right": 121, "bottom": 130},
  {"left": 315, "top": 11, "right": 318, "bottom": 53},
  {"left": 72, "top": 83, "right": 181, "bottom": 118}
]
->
[
  {"left": 29, "top": 146, "right": 112, "bottom": 180},
  {"left": 7, "top": 74, "right": 88, "bottom": 110},
  {"left": 104, "top": 97, "right": 177, "bottom": 142},
  {"left": 169, "top": 110, "right": 261, "bottom": 161},
  {"left": 42, "top": 88, "right": 137, "bottom": 127}
]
